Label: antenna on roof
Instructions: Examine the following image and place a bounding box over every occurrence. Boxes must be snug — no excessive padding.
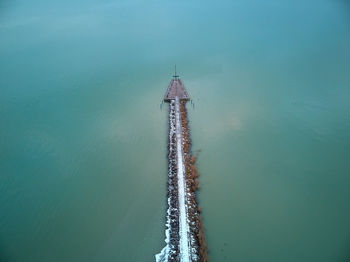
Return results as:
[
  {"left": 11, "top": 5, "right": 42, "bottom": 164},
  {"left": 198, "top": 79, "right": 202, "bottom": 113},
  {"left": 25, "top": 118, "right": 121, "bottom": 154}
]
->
[{"left": 173, "top": 65, "right": 179, "bottom": 79}]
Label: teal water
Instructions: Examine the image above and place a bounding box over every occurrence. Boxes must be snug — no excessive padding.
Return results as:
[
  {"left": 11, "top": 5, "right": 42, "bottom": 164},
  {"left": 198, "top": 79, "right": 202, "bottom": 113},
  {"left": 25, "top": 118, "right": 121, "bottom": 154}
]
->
[{"left": 1, "top": 0, "right": 350, "bottom": 261}]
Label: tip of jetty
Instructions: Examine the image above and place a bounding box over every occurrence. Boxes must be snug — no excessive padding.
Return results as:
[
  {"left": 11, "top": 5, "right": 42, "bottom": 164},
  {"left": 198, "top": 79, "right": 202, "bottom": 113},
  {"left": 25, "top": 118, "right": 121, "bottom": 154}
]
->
[{"left": 164, "top": 74, "right": 190, "bottom": 102}]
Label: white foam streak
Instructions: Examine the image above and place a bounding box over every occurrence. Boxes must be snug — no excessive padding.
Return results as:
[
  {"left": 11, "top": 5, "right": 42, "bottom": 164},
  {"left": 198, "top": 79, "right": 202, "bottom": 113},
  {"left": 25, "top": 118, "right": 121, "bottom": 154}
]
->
[{"left": 156, "top": 101, "right": 176, "bottom": 262}]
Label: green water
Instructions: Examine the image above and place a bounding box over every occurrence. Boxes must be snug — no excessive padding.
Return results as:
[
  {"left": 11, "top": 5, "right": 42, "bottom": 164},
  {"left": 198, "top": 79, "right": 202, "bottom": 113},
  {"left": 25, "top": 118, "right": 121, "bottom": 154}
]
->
[{"left": 1, "top": 0, "right": 350, "bottom": 261}]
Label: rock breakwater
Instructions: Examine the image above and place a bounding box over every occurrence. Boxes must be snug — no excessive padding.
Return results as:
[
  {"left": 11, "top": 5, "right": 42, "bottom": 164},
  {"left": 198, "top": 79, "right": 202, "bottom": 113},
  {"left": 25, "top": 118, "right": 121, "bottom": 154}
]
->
[{"left": 156, "top": 98, "right": 208, "bottom": 262}]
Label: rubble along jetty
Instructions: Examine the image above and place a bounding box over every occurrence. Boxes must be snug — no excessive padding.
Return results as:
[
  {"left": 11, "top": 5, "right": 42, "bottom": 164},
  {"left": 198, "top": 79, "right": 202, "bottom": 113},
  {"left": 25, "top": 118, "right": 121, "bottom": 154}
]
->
[{"left": 156, "top": 69, "right": 209, "bottom": 262}]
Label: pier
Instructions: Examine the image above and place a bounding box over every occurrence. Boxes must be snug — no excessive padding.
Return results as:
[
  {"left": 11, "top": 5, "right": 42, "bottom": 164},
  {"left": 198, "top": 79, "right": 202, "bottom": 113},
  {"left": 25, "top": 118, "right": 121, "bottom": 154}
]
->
[{"left": 156, "top": 69, "right": 208, "bottom": 262}]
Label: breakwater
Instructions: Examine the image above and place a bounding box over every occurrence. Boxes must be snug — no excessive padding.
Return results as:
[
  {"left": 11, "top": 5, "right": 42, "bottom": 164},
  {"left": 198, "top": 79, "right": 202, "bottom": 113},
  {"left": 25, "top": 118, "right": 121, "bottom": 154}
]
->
[{"left": 156, "top": 74, "right": 208, "bottom": 262}]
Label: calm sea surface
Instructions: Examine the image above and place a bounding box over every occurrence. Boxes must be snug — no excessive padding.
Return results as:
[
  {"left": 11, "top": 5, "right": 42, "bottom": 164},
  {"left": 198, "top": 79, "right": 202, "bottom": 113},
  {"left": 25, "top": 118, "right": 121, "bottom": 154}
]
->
[{"left": 1, "top": 0, "right": 350, "bottom": 261}]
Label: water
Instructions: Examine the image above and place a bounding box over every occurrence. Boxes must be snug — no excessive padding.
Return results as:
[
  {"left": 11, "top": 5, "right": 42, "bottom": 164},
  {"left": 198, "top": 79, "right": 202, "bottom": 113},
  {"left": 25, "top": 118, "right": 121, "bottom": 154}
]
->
[{"left": 1, "top": 0, "right": 350, "bottom": 261}]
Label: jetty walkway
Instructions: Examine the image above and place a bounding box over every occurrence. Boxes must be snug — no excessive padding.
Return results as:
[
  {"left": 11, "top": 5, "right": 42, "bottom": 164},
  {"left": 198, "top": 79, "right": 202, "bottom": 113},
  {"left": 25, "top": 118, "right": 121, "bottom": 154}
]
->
[
  {"left": 156, "top": 70, "right": 208, "bottom": 262},
  {"left": 175, "top": 96, "right": 191, "bottom": 262}
]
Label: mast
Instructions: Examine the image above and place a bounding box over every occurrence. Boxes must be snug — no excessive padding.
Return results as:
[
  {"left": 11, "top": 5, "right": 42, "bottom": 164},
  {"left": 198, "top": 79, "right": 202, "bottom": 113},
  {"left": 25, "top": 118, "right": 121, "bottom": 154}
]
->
[{"left": 173, "top": 65, "right": 179, "bottom": 79}]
